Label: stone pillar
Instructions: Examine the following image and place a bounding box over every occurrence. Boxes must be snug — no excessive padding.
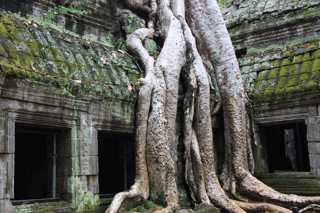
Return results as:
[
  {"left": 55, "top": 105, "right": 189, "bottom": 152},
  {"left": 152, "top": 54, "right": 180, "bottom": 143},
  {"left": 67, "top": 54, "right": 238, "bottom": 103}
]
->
[
  {"left": 0, "top": 111, "right": 15, "bottom": 212},
  {"left": 78, "top": 113, "right": 99, "bottom": 194},
  {"left": 307, "top": 116, "right": 320, "bottom": 176}
]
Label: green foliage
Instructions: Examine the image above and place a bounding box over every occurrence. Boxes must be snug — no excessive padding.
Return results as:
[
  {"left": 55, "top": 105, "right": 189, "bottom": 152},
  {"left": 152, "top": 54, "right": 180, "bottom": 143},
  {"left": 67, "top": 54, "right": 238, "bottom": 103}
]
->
[
  {"left": 125, "top": 201, "right": 161, "bottom": 213},
  {"left": 217, "top": 0, "right": 233, "bottom": 7},
  {"left": 69, "top": 177, "right": 100, "bottom": 213},
  {"left": 37, "top": 1, "right": 87, "bottom": 27}
]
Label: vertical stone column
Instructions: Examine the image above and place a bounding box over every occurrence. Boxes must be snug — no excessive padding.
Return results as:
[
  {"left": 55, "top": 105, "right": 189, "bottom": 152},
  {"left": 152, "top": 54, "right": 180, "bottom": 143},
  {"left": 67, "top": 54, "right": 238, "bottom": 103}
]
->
[
  {"left": 307, "top": 116, "right": 320, "bottom": 176},
  {"left": 78, "top": 113, "right": 99, "bottom": 194},
  {"left": 0, "top": 111, "right": 15, "bottom": 212}
]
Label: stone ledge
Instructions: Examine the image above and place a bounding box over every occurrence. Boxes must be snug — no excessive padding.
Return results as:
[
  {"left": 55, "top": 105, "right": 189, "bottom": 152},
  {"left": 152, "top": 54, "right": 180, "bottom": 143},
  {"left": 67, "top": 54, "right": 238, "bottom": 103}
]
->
[{"left": 257, "top": 172, "right": 320, "bottom": 195}]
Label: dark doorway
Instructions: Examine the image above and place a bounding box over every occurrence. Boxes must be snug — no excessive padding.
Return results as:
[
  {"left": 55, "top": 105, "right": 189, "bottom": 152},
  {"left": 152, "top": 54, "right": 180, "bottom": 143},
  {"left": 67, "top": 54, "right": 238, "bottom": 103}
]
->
[
  {"left": 260, "top": 122, "right": 310, "bottom": 172},
  {"left": 14, "top": 124, "right": 69, "bottom": 202},
  {"left": 98, "top": 131, "right": 135, "bottom": 197}
]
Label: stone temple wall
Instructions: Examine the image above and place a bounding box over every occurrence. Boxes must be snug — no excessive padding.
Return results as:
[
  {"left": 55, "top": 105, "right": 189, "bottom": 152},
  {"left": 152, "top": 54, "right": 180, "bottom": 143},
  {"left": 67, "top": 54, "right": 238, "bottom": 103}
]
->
[
  {"left": 0, "top": 0, "right": 320, "bottom": 212},
  {"left": 0, "top": 11, "right": 138, "bottom": 212},
  {"left": 225, "top": 0, "right": 320, "bottom": 195},
  {"left": 0, "top": 0, "right": 119, "bottom": 39}
]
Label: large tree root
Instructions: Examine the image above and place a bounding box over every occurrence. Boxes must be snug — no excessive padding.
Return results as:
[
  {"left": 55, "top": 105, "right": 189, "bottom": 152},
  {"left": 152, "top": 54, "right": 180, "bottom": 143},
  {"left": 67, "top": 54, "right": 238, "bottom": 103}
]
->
[
  {"left": 186, "top": 0, "right": 320, "bottom": 211},
  {"left": 106, "top": 0, "right": 320, "bottom": 212},
  {"left": 233, "top": 200, "right": 292, "bottom": 213}
]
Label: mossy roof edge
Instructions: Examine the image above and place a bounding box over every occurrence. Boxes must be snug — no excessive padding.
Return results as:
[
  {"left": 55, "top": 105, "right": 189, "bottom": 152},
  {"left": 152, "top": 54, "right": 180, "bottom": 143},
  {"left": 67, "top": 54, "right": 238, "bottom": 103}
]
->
[{"left": 0, "top": 14, "right": 141, "bottom": 101}]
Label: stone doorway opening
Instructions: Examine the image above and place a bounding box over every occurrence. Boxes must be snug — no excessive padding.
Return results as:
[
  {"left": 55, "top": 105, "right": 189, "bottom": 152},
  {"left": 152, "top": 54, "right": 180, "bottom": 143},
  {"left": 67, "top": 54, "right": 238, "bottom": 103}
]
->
[
  {"left": 98, "top": 131, "right": 135, "bottom": 197},
  {"left": 13, "top": 124, "right": 70, "bottom": 203},
  {"left": 260, "top": 122, "right": 310, "bottom": 172}
]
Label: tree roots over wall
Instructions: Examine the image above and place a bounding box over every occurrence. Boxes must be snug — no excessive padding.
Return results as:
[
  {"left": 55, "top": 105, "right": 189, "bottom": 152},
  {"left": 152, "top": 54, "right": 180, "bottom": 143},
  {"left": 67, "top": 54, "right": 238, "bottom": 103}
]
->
[{"left": 106, "top": 0, "right": 320, "bottom": 212}]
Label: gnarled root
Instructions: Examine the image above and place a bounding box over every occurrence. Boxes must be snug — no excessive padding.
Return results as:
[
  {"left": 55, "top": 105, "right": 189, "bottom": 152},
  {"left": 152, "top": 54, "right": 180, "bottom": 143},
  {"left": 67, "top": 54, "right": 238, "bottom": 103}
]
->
[
  {"left": 239, "top": 169, "right": 320, "bottom": 208},
  {"left": 186, "top": 0, "right": 320, "bottom": 212},
  {"left": 106, "top": 0, "right": 320, "bottom": 212},
  {"left": 233, "top": 200, "right": 292, "bottom": 213},
  {"left": 181, "top": 18, "right": 244, "bottom": 213},
  {"left": 106, "top": 27, "right": 153, "bottom": 213}
]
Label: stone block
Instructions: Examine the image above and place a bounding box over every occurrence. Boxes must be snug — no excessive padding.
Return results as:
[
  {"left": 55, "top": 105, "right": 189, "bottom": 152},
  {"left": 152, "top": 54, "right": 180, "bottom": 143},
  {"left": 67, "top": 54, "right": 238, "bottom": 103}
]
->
[
  {"left": 0, "top": 200, "right": 15, "bottom": 213},
  {"left": 307, "top": 116, "right": 320, "bottom": 141},
  {"left": 311, "top": 167, "right": 320, "bottom": 177},
  {"left": 0, "top": 154, "right": 14, "bottom": 199},
  {"left": 309, "top": 154, "right": 320, "bottom": 176},
  {"left": 79, "top": 155, "right": 98, "bottom": 176},
  {"left": 308, "top": 142, "right": 320, "bottom": 155},
  {"left": 0, "top": 112, "right": 14, "bottom": 154},
  {"left": 79, "top": 127, "right": 98, "bottom": 156},
  {"left": 87, "top": 175, "right": 98, "bottom": 194}
]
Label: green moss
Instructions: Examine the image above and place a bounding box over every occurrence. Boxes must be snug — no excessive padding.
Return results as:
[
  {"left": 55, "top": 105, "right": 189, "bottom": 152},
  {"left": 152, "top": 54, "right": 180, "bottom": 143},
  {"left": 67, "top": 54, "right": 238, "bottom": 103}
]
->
[
  {"left": 217, "top": 0, "right": 232, "bottom": 7},
  {"left": 144, "top": 38, "right": 158, "bottom": 57},
  {"left": 300, "top": 72, "right": 309, "bottom": 81},
  {"left": 275, "top": 77, "right": 288, "bottom": 94},
  {"left": 300, "top": 61, "right": 312, "bottom": 73},
  {"left": 292, "top": 55, "right": 303, "bottom": 64},
  {"left": 286, "top": 75, "right": 298, "bottom": 88},
  {"left": 312, "top": 58, "right": 320, "bottom": 72},
  {"left": 279, "top": 65, "right": 290, "bottom": 76},
  {"left": 256, "top": 70, "right": 267, "bottom": 81},
  {"left": 281, "top": 58, "right": 291, "bottom": 66},
  {"left": 302, "top": 52, "right": 312, "bottom": 62},
  {"left": 5, "top": 24, "right": 18, "bottom": 40},
  {"left": 0, "top": 44, "right": 7, "bottom": 57},
  {"left": 267, "top": 68, "right": 278, "bottom": 79},
  {"left": 263, "top": 87, "right": 274, "bottom": 97},
  {"left": 26, "top": 41, "right": 41, "bottom": 57},
  {"left": 286, "top": 85, "right": 300, "bottom": 93},
  {"left": 69, "top": 177, "right": 100, "bottom": 213},
  {"left": 305, "top": 80, "right": 318, "bottom": 90},
  {"left": 314, "top": 49, "right": 320, "bottom": 58},
  {"left": 0, "top": 22, "right": 8, "bottom": 37},
  {"left": 0, "top": 14, "right": 140, "bottom": 100},
  {"left": 0, "top": 15, "right": 15, "bottom": 26},
  {"left": 50, "top": 47, "right": 65, "bottom": 61},
  {"left": 125, "top": 201, "right": 161, "bottom": 213},
  {"left": 19, "top": 54, "right": 34, "bottom": 70}
]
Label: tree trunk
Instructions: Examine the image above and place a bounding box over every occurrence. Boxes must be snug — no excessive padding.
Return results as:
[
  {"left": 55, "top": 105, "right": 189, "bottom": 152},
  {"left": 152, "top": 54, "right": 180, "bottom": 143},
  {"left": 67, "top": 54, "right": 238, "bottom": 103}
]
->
[{"left": 106, "top": 0, "right": 320, "bottom": 212}]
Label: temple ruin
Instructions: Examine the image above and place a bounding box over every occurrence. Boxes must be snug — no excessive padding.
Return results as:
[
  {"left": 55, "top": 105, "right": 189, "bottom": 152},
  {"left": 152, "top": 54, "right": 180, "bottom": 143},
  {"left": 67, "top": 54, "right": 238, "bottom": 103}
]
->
[{"left": 0, "top": 0, "right": 319, "bottom": 212}]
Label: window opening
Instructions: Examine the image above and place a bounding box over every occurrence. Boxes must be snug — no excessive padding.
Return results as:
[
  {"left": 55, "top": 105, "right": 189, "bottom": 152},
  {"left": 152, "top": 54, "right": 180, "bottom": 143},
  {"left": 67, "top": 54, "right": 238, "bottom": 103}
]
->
[
  {"left": 260, "top": 122, "right": 310, "bottom": 172},
  {"left": 98, "top": 131, "right": 135, "bottom": 197}
]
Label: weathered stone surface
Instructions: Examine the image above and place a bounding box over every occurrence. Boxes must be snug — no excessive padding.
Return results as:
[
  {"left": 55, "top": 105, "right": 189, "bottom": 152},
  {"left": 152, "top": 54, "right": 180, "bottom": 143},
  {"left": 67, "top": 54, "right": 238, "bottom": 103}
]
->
[
  {"left": 257, "top": 172, "right": 320, "bottom": 195},
  {"left": 307, "top": 116, "right": 320, "bottom": 141},
  {"left": 308, "top": 142, "right": 320, "bottom": 155},
  {"left": 309, "top": 154, "right": 320, "bottom": 176},
  {"left": 14, "top": 201, "right": 72, "bottom": 213},
  {"left": 0, "top": 199, "right": 15, "bottom": 213},
  {"left": 0, "top": 111, "right": 14, "bottom": 154},
  {"left": 0, "top": 14, "right": 140, "bottom": 101},
  {"left": 79, "top": 155, "right": 98, "bottom": 176},
  {"left": 0, "top": 154, "right": 13, "bottom": 199},
  {"left": 224, "top": 0, "right": 320, "bottom": 28}
]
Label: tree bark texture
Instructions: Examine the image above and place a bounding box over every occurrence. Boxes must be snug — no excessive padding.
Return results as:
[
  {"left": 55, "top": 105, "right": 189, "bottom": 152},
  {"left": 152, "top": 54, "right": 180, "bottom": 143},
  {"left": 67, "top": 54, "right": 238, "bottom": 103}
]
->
[{"left": 106, "top": 0, "right": 320, "bottom": 212}]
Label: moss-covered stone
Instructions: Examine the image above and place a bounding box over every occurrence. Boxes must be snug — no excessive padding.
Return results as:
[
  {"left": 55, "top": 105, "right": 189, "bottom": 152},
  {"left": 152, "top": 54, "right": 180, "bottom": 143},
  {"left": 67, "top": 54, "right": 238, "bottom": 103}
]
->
[
  {"left": 252, "top": 47, "right": 320, "bottom": 103},
  {"left": 0, "top": 14, "right": 140, "bottom": 101}
]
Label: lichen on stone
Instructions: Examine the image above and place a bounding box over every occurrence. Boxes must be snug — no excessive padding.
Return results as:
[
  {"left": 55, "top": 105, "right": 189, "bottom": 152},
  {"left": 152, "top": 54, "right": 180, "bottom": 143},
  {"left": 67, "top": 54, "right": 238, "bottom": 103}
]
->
[{"left": 0, "top": 13, "right": 141, "bottom": 101}]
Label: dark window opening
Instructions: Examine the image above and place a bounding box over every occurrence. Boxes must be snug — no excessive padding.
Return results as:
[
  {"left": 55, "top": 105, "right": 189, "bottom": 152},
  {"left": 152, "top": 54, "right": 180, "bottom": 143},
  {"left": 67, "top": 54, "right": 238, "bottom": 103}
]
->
[
  {"left": 98, "top": 131, "right": 135, "bottom": 197},
  {"left": 14, "top": 124, "right": 70, "bottom": 202},
  {"left": 235, "top": 48, "right": 247, "bottom": 59},
  {"left": 260, "top": 122, "right": 310, "bottom": 172}
]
